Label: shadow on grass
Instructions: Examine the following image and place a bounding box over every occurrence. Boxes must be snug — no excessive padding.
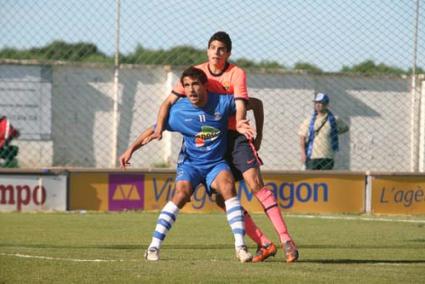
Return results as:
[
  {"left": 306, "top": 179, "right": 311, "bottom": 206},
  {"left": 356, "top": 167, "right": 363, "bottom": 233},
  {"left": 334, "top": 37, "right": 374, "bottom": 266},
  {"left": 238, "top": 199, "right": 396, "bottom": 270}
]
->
[
  {"left": 302, "top": 244, "right": 425, "bottom": 249},
  {"left": 298, "top": 259, "right": 425, "bottom": 264},
  {"left": 1, "top": 243, "right": 425, "bottom": 250}
]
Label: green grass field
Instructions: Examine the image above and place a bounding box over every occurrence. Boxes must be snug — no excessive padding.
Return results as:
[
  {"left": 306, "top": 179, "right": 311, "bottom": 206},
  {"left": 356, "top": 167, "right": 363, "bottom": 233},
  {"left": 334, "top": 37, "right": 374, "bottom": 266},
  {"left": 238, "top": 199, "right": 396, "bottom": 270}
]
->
[{"left": 1, "top": 212, "right": 424, "bottom": 283}]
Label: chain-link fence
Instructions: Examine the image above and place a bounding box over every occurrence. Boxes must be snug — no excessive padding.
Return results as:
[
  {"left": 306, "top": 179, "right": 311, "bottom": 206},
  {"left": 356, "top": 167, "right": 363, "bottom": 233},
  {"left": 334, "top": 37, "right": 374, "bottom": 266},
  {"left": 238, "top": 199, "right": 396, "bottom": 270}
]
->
[{"left": 0, "top": 0, "right": 424, "bottom": 171}]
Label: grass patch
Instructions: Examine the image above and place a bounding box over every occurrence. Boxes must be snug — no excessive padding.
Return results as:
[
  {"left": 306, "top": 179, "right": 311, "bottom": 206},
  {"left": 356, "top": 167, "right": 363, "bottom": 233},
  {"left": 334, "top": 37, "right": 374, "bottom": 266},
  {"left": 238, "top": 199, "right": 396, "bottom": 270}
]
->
[{"left": 0, "top": 212, "right": 424, "bottom": 283}]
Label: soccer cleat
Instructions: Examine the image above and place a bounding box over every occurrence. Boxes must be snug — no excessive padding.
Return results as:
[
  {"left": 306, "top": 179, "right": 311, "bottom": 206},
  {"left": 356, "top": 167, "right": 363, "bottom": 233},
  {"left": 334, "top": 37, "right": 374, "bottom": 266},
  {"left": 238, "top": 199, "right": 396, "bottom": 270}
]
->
[
  {"left": 235, "top": 245, "right": 253, "bottom": 263},
  {"left": 144, "top": 247, "right": 160, "bottom": 261},
  {"left": 252, "top": 242, "right": 277, "bottom": 263},
  {"left": 284, "top": 240, "right": 299, "bottom": 263}
]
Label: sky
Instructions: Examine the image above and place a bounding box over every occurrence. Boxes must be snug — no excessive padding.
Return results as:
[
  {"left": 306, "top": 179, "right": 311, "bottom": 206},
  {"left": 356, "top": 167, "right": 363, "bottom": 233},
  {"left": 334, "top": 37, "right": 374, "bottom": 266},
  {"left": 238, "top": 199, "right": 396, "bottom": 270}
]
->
[{"left": 1, "top": 0, "right": 424, "bottom": 71}]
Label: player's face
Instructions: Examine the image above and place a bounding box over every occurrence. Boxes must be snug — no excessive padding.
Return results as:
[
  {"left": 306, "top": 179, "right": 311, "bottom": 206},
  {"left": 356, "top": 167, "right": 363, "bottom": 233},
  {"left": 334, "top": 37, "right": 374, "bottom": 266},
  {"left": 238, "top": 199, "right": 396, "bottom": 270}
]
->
[
  {"left": 207, "top": 40, "right": 230, "bottom": 67},
  {"left": 314, "top": 102, "right": 328, "bottom": 113},
  {"left": 182, "top": 76, "right": 207, "bottom": 106}
]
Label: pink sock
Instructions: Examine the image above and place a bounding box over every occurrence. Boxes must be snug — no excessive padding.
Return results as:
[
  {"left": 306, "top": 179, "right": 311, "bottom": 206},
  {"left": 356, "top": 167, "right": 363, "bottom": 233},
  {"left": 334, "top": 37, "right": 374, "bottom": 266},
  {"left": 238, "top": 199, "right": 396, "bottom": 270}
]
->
[
  {"left": 243, "top": 210, "right": 271, "bottom": 247},
  {"left": 255, "top": 188, "right": 292, "bottom": 244}
]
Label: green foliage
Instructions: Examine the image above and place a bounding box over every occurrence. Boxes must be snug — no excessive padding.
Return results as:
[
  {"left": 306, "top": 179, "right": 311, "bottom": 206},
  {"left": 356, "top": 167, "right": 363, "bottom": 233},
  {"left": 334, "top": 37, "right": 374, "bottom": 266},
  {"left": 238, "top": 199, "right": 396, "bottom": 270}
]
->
[
  {"left": 0, "top": 48, "right": 24, "bottom": 59},
  {"left": 0, "top": 41, "right": 110, "bottom": 63},
  {"left": 0, "top": 42, "right": 422, "bottom": 75},
  {"left": 234, "top": 58, "right": 284, "bottom": 70},
  {"left": 407, "top": 66, "right": 425, "bottom": 75},
  {"left": 121, "top": 45, "right": 206, "bottom": 65},
  {"left": 341, "top": 60, "right": 407, "bottom": 75},
  {"left": 257, "top": 60, "right": 284, "bottom": 70},
  {"left": 233, "top": 57, "right": 257, "bottom": 68},
  {"left": 294, "top": 61, "right": 323, "bottom": 74}
]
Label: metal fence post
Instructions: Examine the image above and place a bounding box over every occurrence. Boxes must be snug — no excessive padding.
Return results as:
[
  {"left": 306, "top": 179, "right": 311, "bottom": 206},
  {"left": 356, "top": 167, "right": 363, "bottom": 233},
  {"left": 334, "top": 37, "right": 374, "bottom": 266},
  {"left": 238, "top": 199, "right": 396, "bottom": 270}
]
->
[{"left": 111, "top": 0, "right": 121, "bottom": 168}]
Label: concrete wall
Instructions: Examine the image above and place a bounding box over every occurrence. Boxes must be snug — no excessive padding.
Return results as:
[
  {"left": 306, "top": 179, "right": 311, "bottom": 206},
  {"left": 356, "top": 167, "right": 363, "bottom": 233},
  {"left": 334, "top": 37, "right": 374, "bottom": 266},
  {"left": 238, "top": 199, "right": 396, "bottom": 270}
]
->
[{"left": 0, "top": 63, "right": 419, "bottom": 171}]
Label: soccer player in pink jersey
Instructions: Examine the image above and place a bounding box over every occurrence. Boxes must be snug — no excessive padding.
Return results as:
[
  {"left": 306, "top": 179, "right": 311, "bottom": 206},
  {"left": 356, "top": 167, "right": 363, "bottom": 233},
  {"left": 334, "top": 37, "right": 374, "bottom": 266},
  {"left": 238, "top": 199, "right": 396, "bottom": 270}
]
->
[{"left": 147, "top": 31, "right": 298, "bottom": 263}]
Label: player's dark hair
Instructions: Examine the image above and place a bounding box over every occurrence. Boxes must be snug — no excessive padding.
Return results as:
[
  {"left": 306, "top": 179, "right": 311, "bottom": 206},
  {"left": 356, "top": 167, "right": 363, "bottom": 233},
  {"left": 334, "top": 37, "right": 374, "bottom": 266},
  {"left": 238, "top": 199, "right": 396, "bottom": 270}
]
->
[
  {"left": 180, "top": 66, "right": 208, "bottom": 85},
  {"left": 208, "top": 31, "right": 232, "bottom": 53}
]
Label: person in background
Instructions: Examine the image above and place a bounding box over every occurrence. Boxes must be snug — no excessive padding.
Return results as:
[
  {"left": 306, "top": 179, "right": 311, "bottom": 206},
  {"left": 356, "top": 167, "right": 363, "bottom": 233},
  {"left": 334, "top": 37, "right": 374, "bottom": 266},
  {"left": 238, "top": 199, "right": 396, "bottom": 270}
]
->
[
  {"left": 0, "top": 116, "right": 20, "bottom": 168},
  {"left": 299, "top": 93, "right": 349, "bottom": 170}
]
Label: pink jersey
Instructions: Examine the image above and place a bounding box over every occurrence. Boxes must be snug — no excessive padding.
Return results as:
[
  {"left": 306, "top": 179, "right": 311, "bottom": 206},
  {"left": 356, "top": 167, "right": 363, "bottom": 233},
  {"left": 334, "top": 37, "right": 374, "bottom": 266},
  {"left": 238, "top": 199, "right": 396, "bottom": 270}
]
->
[{"left": 173, "top": 62, "right": 249, "bottom": 129}]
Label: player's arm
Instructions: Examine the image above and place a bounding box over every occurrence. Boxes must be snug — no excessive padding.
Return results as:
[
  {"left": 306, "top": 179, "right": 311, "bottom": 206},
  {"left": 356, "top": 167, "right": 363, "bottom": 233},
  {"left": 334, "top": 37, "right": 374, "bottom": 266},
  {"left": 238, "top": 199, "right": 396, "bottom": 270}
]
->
[
  {"left": 247, "top": 97, "right": 264, "bottom": 150},
  {"left": 233, "top": 67, "right": 255, "bottom": 139},
  {"left": 235, "top": 99, "right": 255, "bottom": 140},
  {"left": 235, "top": 100, "right": 256, "bottom": 140},
  {"left": 119, "top": 126, "right": 155, "bottom": 168},
  {"left": 146, "top": 93, "right": 179, "bottom": 143}
]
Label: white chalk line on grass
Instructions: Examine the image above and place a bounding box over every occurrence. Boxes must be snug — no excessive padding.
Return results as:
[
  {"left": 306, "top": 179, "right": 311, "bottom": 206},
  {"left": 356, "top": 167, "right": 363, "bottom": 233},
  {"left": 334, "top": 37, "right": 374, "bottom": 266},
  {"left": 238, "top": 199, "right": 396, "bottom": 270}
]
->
[
  {"left": 0, "top": 252, "right": 134, "bottom": 262},
  {"left": 2, "top": 252, "right": 423, "bottom": 266},
  {"left": 288, "top": 214, "right": 425, "bottom": 224},
  {"left": 1, "top": 216, "right": 423, "bottom": 265}
]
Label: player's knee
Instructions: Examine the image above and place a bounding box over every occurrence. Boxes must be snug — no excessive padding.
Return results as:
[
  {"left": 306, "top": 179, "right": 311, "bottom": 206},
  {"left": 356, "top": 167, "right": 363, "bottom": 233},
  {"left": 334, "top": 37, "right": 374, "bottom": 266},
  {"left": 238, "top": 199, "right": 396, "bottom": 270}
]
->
[
  {"left": 219, "top": 182, "right": 236, "bottom": 199},
  {"left": 243, "top": 167, "right": 265, "bottom": 189},
  {"left": 244, "top": 174, "right": 263, "bottom": 193},
  {"left": 173, "top": 187, "right": 192, "bottom": 207}
]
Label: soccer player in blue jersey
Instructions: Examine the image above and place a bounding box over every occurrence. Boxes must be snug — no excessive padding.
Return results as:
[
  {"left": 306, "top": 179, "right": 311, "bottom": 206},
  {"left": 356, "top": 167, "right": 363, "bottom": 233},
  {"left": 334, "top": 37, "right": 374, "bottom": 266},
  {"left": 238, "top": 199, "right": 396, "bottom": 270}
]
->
[
  {"left": 120, "top": 67, "right": 254, "bottom": 262},
  {"left": 144, "top": 32, "right": 298, "bottom": 263}
]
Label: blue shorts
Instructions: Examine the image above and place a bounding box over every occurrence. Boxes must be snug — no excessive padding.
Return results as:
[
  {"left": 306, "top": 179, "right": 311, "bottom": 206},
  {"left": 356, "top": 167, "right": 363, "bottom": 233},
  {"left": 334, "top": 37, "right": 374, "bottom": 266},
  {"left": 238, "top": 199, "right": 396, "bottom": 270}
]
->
[{"left": 175, "top": 161, "right": 231, "bottom": 194}]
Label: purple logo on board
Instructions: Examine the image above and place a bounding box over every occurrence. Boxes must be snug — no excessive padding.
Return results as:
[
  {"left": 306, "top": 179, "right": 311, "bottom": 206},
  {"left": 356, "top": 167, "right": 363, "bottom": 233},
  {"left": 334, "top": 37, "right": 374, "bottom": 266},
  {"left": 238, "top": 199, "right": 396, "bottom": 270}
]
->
[{"left": 108, "top": 174, "right": 144, "bottom": 211}]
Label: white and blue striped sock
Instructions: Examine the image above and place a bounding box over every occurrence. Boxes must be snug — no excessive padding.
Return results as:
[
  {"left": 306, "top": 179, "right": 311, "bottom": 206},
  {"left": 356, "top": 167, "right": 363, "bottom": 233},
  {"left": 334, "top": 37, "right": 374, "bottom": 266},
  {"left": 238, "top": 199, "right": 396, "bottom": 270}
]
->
[
  {"left": 148, "top": 201, "right": 179, "bottom": 249},
  {"left": 225, "top": 197, "right": 246, "bottom": 248}
]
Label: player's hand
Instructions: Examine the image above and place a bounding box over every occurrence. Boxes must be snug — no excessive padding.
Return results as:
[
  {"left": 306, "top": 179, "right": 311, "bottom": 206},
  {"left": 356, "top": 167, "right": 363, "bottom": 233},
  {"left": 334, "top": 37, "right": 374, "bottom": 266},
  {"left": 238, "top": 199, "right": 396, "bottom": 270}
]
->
[
  {"left": 119, "top": 149, "right": 133, "bottom": 169},
  {"left": 142, "top": 131, "right": 162, "bottom": 145},
  {"left": 236, "top": 119, "right": 256, "bottom": 140}
]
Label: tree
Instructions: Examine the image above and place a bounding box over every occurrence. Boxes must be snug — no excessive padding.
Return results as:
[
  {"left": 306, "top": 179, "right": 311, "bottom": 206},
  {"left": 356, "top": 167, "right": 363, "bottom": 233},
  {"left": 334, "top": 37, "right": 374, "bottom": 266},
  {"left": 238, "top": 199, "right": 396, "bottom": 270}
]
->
[
  {"left": 234, "top": 58, "right": 284, "bottom": 70},
  {"left": 341, "top": 60, "right": 406, "bottom": 76},
  {"left": 121, "top": 45, "right": 206, "bottom": 65},
  {"left": 294, "top": 62, "right": 323, "bottom": 74},
  {"left": 1, "top": 41, "right": 419, "bottom": 75},
  {"left": 234, "top": 58, "right": 257, "bottom": 69},
  {"left": 0, "top": 41, "right": 110, "bottom": 63},
  {"left": 407, "top": 66, "right": 425, "bottom": 75}
]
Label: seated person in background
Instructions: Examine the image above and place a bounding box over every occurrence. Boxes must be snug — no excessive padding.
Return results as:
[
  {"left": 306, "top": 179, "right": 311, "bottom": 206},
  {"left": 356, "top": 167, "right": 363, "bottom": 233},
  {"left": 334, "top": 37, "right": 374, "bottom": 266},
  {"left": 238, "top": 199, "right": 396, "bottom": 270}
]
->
[{"left": 0, "top": 116, "right": 20, "bottom": 168}]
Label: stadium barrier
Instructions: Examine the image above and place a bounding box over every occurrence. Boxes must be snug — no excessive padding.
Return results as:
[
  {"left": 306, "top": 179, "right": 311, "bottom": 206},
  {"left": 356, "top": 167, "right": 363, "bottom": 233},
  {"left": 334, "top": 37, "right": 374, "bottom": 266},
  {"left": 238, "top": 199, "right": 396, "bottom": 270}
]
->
[
  {"left": 68, "top": 169, "right": 365, "bottom": 213},
  {"left": 368, "top": 172, "right": 425, "bottom": 215},
  {"left": 0, "top": 169, "right": 67, "bottom": 212},
  {"left": 1, "top": 169, "right": 423, "bottom": 214}
]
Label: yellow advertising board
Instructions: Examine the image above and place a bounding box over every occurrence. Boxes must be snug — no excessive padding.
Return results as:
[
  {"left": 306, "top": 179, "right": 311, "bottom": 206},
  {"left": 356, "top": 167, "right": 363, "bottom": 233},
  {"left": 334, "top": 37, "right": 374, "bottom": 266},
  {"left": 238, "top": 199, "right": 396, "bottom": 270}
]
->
[
  {"left": 69, "top": 172, "right": 109, "bottom": 211},
  {"left": 69, "top": 172, "right": 145, "bottom": 211},
  {"left": 69, "top": 171, "right": 365, "bottom": 214},
  {"left": 250, "top": 174, "right": 365, "bottom": 213},
  {"left": 144, "top": 173, "right": 222, "bottom": 213},
  {"left": 144, "top": 172, "right": 365, "bottom": 214},
  {"left": 371, "top": 175, "right": 425, "bottom": 215}
]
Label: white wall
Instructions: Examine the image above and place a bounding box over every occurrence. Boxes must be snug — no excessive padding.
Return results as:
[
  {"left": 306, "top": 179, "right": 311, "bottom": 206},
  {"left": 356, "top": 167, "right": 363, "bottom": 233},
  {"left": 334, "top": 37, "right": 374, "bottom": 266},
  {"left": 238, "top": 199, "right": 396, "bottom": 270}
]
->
[{"left": 1, "top": 64, "right": 417, "bottom": 171}]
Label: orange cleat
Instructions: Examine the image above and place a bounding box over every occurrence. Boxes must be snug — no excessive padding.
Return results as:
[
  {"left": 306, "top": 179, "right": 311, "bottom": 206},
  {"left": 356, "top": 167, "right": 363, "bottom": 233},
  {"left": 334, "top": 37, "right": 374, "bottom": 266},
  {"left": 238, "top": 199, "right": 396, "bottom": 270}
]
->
[
  {"left": 284, "top": 240, "right": 299, "bottom": 263},
  {"left": 252, "top": 242, "right": 277, "bottom": 263}
]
